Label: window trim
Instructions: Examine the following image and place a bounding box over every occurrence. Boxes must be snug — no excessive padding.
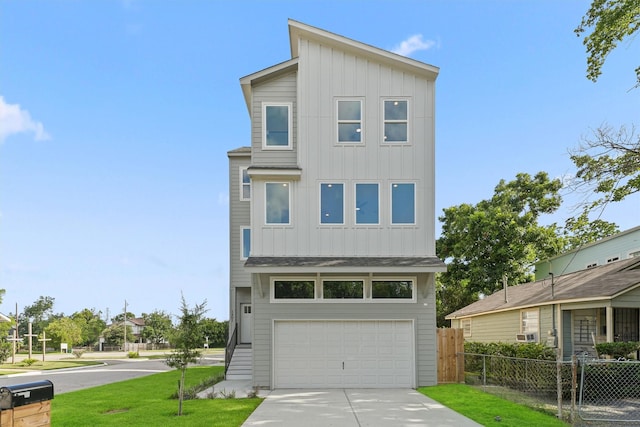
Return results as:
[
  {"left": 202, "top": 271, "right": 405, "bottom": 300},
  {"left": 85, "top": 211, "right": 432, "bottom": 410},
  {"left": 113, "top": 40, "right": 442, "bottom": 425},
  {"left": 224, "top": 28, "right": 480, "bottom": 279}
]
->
[
  {"left": 354, "top": 182, "right": 380, "bottom": 225},
  {"left": 270, "top": 278, "right": 317, "bottom": 303},
  {"left": 262, "top": 102, "right": 292, "bottom": 150},
  {"left": 520, "top": 308, "right": 540, "bottom": 338},
  {"left": 382, "top": 98, "right": 410, "bottom": 144},
  {"left": 240, "top": 227, "right": 251, "bottom": 260},
  {"left": 461, "top": 319, "right": 472, "bottom": 338},
  {"left": 390, "top": 182, "right": 416, "bottom": 225},
  {"left": 319, "top": 182, "right": 345, "bottom": 225},
  {"left": 240, "top": 167, "right": 251, "bottom": 201},
  {"left": 336, "top": 98, "right": 364, "bottom": 144},
  {"left": 265, "top": 182, "right": 291, "bottom": 225},
  {"left": 370, "top": 277, "right": 416, "bottom": 303}
]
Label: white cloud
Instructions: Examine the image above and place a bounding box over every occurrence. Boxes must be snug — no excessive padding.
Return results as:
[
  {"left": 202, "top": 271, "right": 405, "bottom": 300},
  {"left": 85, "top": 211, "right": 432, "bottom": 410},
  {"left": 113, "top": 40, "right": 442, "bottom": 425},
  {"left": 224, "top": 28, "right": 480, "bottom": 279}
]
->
[
  {"left": 0, "top": 96, "right": 51, "bottom": 143},
  {"left": 392, "top": 34, "right": 436, "bottom": 57}
]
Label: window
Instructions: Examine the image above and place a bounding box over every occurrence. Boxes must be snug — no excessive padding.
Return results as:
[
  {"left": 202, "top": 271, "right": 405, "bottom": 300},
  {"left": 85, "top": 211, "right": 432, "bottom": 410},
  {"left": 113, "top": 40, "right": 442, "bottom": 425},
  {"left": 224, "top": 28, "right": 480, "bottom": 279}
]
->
[
  {"left": 273, "top": 280, "right": 315, "bottom": 300},
  {"left": 263, "top": 103, "right": 291, "bottom": 149},
  {"left": 241, "top": 227, "right": 250, "bottom": 259},
  {"left": 607, "top": 256, "right": 620, "bottom": 263},
  {"left": 320, "top": 183, "right": 344, "bottom": 224},
  {"left": 266, "top": 182, "right": 290, "bottom": 224},
  {"left": 240, "top": 167, "right": 250, "bottom": 200},
  {"left": 371, "top": 280, "right": 414, "bottom": 300},
  {"left": 355, "top": 183, "right": 379, "bottom": 224},
  {"left": 337, "top": 100, "right": 362, "bottom": 143},
  {"left": 586, "top": 262, "right": 598, "bottom": 269},
  {"left": 322, "top": 280, "right": 364, "bottom": 299},
  {"left": 391, "top": 183, "right": 415, "bottom": 224},
  {"left": 383, "top": 99, "right": 408, "bottom": 143},
  {"left": 461, "top": 319, "right": 472, "bottom": 337},
  {"left": 521, "top": 309, "right": 539, "bottom": 335}
]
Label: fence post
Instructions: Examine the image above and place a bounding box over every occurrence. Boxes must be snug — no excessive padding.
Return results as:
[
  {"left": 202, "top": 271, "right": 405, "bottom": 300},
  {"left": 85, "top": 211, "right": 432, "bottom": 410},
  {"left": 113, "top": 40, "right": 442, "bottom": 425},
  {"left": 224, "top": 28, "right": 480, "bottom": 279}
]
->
[
  {"left": 482, "top": 354, "right": 486, "bottom": 388},
  {"left": 556, "top": 347, "right": 562, "bottom": 420},
  {"left": 571, "top": 355, "right": 577, "bottom": 424}
]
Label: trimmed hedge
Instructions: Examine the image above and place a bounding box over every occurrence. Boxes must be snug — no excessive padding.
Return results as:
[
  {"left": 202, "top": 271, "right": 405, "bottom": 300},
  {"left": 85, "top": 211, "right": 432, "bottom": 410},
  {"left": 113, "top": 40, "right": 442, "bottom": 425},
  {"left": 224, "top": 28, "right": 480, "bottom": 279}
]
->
[
  {"left": 595, "top": 341, "right": 640, "bottom": 359},
  {"left": 464, "top": 341, "right": 556, "bottom": 360}
]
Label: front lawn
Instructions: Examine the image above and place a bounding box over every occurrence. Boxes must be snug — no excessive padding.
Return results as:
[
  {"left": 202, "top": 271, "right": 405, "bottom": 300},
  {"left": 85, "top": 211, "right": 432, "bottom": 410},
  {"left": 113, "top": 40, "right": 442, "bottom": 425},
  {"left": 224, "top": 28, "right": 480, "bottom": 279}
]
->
[
  {"left": 419, "top": 384, "right": 567, "bottom": 426},
  {"left": 51, "top": 366, "right": 261, "bottom": 427}
]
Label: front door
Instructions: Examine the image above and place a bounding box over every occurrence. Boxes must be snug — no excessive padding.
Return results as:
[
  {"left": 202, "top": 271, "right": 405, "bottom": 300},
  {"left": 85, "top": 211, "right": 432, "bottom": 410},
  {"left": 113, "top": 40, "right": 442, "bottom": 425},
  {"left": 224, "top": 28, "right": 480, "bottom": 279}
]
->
[{"left": 240, "top": 303, "right": 252, "bottom": 344}]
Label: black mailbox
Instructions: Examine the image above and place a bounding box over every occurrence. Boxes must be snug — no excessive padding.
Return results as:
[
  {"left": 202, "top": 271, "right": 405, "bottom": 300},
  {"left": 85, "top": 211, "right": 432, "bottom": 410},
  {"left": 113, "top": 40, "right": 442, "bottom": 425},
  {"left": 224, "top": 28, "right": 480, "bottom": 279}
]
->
[{"left": 0, "top": 380, "right": 54, "bottom": 409}]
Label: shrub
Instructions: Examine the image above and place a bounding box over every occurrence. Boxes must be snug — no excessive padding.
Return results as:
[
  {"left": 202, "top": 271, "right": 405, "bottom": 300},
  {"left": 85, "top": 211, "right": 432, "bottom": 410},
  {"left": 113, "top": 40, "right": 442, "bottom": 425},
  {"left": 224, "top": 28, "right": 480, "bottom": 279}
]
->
[
  {"left": 595, "top": 341, "right": 640, "bottom": 359},
  {"left": 72, "top": 349, "right": 85, "bottom": 358},
  {"left": 128, "top": 351, "right": 140, "bottom": 359},
  {"left": 22, "top": 358, "right": 38, "bottom": 366}
]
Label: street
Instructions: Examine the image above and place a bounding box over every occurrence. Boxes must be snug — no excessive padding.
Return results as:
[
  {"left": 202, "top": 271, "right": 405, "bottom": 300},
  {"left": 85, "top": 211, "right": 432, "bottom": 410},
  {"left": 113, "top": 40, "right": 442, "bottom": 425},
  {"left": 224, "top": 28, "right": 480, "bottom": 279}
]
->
[{"left": 0, "top": 352, "right": 224, "bottom": 394}]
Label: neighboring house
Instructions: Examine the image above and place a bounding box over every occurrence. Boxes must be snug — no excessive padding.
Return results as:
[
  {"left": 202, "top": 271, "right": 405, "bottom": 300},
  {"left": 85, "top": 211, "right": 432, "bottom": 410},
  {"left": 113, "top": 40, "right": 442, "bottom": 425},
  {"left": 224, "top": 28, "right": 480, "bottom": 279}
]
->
[
  {"left": 535, "top": 225, "right": 640, "bottom": 280},
  {"left": 227, "top": 19, "right": 445, "bottom": 389},
  {"left": 127, "top": 318, "right": 145, "bottom": 342},
  {"left": 447, "top": 257, "right": 640, "bottom": 360}
]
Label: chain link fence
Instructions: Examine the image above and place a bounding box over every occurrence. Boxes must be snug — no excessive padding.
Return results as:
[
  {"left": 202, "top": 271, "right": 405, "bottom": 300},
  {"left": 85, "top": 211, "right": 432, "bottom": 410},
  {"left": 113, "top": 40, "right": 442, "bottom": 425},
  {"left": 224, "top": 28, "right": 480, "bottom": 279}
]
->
[
  {"left": 578, "top": 358, "right": 640, "bottom": 425},
  {"left": 460, "top": 352, "right": 640, "bottom": 425}
]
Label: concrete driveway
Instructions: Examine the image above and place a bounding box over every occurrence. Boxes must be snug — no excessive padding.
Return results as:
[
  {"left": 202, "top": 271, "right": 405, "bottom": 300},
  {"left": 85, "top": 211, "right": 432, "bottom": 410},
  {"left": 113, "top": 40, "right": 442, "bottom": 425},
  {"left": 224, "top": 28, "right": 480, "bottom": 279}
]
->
[{"left": 242, "top": 389, "right": 482, "bottom": 426}]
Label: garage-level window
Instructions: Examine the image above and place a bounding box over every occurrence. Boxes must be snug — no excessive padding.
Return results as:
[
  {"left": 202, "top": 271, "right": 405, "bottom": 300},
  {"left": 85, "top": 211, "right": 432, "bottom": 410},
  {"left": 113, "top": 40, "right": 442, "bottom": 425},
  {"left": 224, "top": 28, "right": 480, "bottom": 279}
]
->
[
  {"left": 371, "top": 280, "right": 414, "bottom": 300},
  {"left": 323, "top": 280, "right": 364, "bottom": 299},
  {"left": 273, "top": 280, "right": 315, "bottom": 300}
]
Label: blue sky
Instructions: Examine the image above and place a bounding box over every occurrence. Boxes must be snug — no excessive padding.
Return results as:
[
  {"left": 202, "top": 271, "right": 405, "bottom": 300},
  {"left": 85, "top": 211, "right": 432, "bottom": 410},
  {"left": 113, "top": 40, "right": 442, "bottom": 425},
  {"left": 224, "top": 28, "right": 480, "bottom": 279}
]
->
[{"left": 1, "top": 0, "right": 638, "bottom": 322}]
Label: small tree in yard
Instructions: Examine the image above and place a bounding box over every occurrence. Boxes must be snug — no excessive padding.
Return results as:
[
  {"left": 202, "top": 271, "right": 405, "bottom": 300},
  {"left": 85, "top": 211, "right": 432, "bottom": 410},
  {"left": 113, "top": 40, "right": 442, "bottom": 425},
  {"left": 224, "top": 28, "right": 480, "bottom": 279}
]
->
[{"left": 165, "top": 296, "right": 207, "bottom": 416}]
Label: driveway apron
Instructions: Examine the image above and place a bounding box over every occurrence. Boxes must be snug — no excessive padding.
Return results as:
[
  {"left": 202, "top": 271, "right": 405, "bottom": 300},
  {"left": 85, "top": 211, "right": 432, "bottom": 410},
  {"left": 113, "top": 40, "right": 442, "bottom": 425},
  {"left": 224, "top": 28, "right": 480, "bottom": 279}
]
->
[{"left": 242, "top": 389, "right": 482, "bottom": 427}]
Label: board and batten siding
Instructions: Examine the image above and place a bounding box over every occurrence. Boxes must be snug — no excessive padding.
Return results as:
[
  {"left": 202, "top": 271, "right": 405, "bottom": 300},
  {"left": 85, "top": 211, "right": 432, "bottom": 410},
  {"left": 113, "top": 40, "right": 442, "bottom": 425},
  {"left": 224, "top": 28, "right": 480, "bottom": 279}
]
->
[
  {"left": 250, "top": 72, "right": 298, "bottom": 167},
  {"left": 228, "top": 152, "right": 252, "bottom": 334},
  {"left": 251, "top": 273, "right": 437, "bottom": 389},
  {"left": 250, "top": 37, "right": 437, "bottom": 258}
]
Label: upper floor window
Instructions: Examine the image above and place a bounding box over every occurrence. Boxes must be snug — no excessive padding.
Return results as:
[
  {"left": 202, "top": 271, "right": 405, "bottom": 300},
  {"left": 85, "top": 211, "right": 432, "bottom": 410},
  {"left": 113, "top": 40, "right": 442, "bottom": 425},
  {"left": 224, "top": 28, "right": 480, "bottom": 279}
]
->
[
  {"left": 320, "top": 183, "right": 344, "bottom": 224},
  {"left": 391, "top": 183, "right": 415, "bottom": 224},
  {"left": 337, "top": 99, "right": 362, "bottom": 143},
  {"left": 266, "top": 182, "right": 290, "bottom": 224},
  {"left": 263, "top": 103, "right": 292, "bottom": 149},
  {"left": 240, "top": 167, "right": 250, "bottom": 201},
  {"left": 383, "top": 99, "right": 408, "bottom": 143},
  {"left": 241, "top": 227, "right": 251, "bottom": 259},
  {"left": 355, "top": 183, "right": 379, "bottom": 224}
]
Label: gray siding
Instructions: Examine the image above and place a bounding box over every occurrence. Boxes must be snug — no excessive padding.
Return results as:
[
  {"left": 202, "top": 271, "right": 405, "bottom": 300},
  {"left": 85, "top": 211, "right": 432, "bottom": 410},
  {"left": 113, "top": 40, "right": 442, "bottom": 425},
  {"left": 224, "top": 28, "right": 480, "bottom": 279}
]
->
[
  {"left": 613, "top": 285, "right": 640, "bottom": 306},
  {"left": 252, "top": 272, "right": 437, "bottom": 388},
  {"left": 250, "top": 38, "right": 437, "bottom": 258},
  {"left": 228, "top": 153, "right": 251, "bottom": 333},
  {"left": 251, "top": 72, "right": 298, "bottom": 167}
]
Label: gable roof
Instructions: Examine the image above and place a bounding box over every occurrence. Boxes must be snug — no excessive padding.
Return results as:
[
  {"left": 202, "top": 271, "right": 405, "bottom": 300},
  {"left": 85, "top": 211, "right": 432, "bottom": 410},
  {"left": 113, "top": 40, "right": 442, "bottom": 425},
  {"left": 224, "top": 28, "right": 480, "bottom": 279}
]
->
[{"left": 446, "top": 257, "right": 640, "bottom": 319}]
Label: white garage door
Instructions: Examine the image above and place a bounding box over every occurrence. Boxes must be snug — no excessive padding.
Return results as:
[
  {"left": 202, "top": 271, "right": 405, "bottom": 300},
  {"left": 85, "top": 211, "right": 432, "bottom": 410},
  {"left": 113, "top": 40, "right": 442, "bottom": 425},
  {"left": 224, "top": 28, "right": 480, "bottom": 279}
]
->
[{"left": 274, "top": 320, "right": 414, "bottom": 388}]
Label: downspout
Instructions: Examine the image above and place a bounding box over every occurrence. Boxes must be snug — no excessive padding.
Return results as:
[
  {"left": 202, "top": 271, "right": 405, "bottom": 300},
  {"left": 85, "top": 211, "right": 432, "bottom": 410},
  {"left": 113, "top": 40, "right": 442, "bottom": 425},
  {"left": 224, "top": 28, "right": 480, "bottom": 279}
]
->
[{"left": 549, "top": 272, "right": 557, "bottom": 348}]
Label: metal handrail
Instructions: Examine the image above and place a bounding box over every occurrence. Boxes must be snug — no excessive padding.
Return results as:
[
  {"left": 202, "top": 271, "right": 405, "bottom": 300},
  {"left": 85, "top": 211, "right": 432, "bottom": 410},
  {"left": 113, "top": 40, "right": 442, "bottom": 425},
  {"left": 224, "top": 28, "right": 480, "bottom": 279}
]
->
[{"left": 225, "top": 323, "right": 238, "bottom": 374}]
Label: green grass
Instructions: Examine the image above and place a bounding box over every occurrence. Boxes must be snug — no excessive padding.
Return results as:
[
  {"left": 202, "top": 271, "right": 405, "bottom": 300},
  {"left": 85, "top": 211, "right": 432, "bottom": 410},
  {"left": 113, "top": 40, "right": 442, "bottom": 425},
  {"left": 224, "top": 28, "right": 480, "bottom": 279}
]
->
[
  {"left": 51, "top": 366, "right": 262, "bottom": 427},
  {"left": 419, "top": 384, "right": 568, "bottom": 427}
]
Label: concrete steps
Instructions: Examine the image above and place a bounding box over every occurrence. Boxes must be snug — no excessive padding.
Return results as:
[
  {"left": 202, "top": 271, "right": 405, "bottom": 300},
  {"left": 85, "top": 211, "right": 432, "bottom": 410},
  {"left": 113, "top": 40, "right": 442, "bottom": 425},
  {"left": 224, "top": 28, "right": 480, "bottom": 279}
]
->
[{"left": 226, "top": 346, "right": 252, "bottom": 380}]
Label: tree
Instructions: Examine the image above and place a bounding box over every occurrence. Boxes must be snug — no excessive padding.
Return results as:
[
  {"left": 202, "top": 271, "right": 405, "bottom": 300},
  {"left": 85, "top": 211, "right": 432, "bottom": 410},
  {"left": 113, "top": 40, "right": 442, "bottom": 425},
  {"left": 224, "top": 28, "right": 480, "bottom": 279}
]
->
[
  {"left": 21, "top": 296, "right": 55, "bottom": 336},
  {"left": 141, "top": 310, "right": 173, "bottom": 348},
  {"left": 111, "top": 312, "right": 136, "bottom": 323},
  {"left": 102, "top": 323, "right": 132, "bottom": 347},
  {"left": 436, "top": 172, "right": 564, "bottom": 325},
  {"left": 71, "top": 309, "right": 107, "bottom": 347},
  {"left": 575, "top": 0, "right": 640, "bottom": 87},
  {"left": 45, "top": 317, "right": 82, "bottom": 349},
  {"left": 561, "top": 212, "right": 619, "bottom": 251},
  {"left": 199, "top": 318, "right": 229, "bottom": 348},
  {"left": 165, "top": 296, "right": 207, "bottom": 416},
  {"left": 569, "top": 124, "right": 640, "bottom": 212}
]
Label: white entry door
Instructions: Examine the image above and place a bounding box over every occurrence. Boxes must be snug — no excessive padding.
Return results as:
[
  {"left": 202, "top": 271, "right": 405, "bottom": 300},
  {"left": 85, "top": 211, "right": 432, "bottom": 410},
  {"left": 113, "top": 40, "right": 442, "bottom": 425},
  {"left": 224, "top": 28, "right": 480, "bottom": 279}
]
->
[
  {"left": 273, "top": 320, "right": 414, "bottom": 388},
  {"left": 239, "top": 304, "right": 252, "bottom": 344}
]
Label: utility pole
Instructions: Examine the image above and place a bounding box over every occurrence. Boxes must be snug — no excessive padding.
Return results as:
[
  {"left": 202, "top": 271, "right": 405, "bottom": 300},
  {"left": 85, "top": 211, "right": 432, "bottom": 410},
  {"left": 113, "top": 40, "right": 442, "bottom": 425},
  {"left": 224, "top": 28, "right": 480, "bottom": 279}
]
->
[{"left": 123, "top": 300, "right": 127, "bottom": 352}]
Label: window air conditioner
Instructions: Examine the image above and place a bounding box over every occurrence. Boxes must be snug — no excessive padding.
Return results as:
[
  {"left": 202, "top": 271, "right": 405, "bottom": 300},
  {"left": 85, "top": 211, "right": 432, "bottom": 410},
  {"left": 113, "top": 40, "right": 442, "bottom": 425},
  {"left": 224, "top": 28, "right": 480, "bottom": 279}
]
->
[{"left": 515, "top": 333, "right": 537, "bottom": 343}]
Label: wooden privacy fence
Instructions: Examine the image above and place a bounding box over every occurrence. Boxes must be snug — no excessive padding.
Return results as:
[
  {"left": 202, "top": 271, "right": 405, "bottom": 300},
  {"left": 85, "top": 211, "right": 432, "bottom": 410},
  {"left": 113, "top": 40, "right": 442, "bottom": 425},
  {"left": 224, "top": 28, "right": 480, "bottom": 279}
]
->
[{"left": 437, "top": 328, "right": 464, "bottom": 383}]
